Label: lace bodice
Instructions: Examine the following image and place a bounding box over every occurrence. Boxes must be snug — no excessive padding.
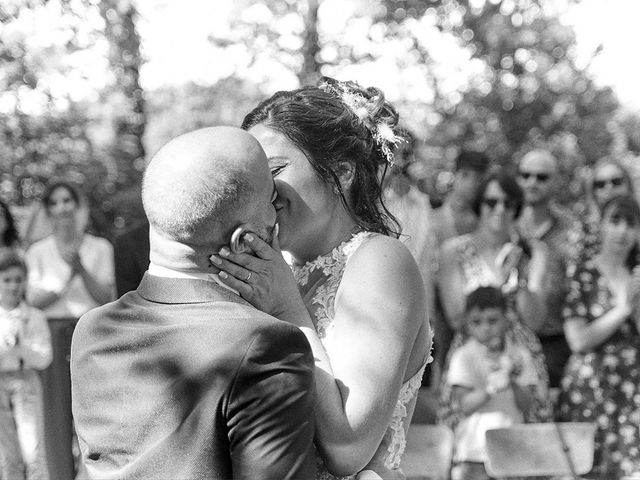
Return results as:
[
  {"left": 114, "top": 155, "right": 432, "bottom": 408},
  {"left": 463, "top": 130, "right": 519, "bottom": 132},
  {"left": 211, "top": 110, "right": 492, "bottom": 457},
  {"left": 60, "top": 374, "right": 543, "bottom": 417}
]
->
[{"left": 292, "top": 232, "right": 431, "bottom": 480}]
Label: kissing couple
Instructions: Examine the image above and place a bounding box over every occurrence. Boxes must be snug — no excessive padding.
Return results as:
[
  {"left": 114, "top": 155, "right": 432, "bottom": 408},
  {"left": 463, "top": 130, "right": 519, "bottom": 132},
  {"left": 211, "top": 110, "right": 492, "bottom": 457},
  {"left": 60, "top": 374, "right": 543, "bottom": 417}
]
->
[{"left": 71, "top": 77, "right": 432, "bottom": 480}]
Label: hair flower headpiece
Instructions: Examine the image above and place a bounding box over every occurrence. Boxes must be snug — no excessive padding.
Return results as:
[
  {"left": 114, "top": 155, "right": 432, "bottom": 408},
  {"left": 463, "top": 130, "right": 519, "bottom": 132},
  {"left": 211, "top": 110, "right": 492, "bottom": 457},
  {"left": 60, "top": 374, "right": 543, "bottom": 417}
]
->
[{"left": 319, "top": 79, "right": 404, "bottom": 166}]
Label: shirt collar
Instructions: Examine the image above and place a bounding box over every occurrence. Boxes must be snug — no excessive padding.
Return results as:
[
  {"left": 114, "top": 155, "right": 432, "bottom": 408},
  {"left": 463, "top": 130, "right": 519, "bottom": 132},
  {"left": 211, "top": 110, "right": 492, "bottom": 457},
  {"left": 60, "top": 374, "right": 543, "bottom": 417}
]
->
[{"left": 148, "top": 262, "right": 239, "bottom": 295}]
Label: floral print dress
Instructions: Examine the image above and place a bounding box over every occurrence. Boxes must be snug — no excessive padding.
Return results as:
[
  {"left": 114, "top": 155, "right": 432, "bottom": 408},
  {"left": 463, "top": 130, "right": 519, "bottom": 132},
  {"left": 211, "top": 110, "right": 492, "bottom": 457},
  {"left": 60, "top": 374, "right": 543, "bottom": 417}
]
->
[{"left": 557, "top": 257, "right": 640, "bottom": 479}]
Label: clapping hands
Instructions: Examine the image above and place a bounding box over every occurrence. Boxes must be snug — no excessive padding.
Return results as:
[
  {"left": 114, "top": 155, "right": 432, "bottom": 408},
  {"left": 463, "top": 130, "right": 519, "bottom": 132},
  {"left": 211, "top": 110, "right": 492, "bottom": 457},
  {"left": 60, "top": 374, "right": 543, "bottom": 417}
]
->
[
  {"left": 496, "top": 243, "right": 524, "bottom": 292},
  {"left": 487, "top": 353, "right": 524, "bottom": 394},
  {"left": 487, "top": 367, "right": 510, "bottom": 394},
  {"left": 0, "top": 318, "right": 19, "bottom": 352},
  {"left": 59, "top": 242, "right": 83, "bottom": 274}
]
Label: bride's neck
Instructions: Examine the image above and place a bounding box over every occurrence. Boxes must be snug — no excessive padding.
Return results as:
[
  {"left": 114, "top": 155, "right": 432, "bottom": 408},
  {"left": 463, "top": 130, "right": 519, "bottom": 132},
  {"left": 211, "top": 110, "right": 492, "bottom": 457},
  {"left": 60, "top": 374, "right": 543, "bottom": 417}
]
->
[{"left": 290, "top": 216, "right": 360, "bottom": 266}]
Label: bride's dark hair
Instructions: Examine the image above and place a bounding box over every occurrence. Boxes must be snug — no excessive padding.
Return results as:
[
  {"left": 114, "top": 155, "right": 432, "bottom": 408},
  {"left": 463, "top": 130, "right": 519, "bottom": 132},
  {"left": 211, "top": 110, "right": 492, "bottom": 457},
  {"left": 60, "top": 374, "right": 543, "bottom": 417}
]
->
[{"left": 241, "top": 76, "right": 402, "bottom": 237}]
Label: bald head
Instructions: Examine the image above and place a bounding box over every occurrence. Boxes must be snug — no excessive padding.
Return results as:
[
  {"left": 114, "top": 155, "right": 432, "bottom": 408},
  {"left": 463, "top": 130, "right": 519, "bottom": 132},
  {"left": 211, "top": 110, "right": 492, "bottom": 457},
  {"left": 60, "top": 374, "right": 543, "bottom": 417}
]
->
[
  {"left": 520, "top": 149, "right": 558, "bottom": 173},
  {"left": 143, "top": 126, "right": 269, "bottom": 246},
  {"left": 518, "top": 149, "right": 559, "bottom": 206}
]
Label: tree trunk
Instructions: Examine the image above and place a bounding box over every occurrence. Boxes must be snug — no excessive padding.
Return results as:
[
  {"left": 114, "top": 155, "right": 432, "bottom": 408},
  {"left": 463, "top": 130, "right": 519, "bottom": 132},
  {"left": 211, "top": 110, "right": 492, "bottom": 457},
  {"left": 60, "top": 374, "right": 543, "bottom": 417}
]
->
[
  {"left": 299, "top": 0, "right": 322, "bottom": 86},
  {"left": 98, "top": 0, "right": 146, "bottom": 187}
]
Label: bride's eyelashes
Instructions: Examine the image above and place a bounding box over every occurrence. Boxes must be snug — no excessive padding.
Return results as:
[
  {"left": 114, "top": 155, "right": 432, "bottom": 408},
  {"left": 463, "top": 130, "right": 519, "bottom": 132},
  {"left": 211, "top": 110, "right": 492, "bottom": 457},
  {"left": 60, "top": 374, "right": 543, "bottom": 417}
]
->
[{"left": 269, "top": 161, "right": 287, "bottom": 177}]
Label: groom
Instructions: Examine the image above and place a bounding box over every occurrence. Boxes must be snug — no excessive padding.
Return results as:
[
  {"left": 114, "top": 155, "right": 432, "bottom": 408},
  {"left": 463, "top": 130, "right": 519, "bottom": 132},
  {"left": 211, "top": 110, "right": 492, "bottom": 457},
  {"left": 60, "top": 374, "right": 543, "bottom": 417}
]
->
[{"left": 70, "top": 127, "right": 316, "bottom": 479}]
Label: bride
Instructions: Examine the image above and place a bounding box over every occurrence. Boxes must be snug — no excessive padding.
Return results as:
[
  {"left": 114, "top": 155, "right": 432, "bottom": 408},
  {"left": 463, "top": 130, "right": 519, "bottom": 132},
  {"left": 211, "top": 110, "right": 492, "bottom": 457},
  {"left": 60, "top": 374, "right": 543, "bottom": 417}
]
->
[{"left": 210, "top": 77, "right": 432, "bottom": 479}]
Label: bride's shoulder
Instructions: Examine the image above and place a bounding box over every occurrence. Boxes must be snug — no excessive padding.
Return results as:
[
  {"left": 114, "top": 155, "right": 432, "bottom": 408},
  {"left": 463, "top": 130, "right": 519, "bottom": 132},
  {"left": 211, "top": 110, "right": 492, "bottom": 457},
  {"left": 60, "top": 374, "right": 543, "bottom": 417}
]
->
[{"left": 346, "top": 232, "right": 419, "bottom": 278}]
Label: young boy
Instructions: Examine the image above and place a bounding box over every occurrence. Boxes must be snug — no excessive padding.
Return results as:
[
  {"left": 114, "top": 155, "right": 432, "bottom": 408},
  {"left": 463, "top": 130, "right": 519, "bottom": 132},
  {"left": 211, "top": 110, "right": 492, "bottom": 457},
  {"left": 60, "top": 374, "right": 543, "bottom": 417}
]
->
[
  {"left": 0, "top": 249, "right": 52, "bottom": 480},
  {"left": 446, "top": 286, "right": 538, "bottom": 480}
]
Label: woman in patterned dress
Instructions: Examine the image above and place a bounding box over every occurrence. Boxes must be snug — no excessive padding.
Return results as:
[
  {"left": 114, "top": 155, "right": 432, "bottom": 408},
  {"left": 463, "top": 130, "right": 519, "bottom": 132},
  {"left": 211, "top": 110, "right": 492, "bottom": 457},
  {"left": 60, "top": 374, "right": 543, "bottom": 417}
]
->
[
  {"left": 576, "top": 158, "right": 635, "bottom": 263},
  {"left": 436, "top": 171, "right": 552, "bottom": 434},
  {"left": 557, "top": 194, "right": 640, "bottom": 479},
  {"left": 211, "top": 77, "right": 432, "bottom": 479}
]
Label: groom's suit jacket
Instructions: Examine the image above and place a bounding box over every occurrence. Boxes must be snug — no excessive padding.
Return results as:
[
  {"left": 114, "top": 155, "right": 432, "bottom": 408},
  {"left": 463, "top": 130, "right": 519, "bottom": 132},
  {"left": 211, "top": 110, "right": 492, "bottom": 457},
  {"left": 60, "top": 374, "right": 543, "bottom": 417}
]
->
[{"left": 71, "top": 273, "right": 315, "bottom": 480}]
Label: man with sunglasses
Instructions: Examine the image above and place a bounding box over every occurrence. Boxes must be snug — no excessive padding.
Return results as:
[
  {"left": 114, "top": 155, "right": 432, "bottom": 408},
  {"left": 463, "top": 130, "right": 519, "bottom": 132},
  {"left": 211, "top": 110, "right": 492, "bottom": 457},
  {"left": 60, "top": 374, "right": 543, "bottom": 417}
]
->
[{"left": 516, "top": 149, "right": 580, "bottom": 390}]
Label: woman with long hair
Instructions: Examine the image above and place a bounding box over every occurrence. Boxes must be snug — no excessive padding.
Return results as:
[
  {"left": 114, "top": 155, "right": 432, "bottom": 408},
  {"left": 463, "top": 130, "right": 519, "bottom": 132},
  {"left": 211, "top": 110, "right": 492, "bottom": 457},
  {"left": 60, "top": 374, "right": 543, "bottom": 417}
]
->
[
  {"left": 0, "top": 200, "right": 20, "bottom": 249},
  {"left": 211, "top": 77, "right": 432, "bottom": 479},
  {"left": 557, "top": 194, "right": 640, "bottom": 478},
  {"left": 24, "top": 180, "right": 114, "bottom": 480},
  {"left": 24, "top": 181, "right": 114, "bottom": 317}
]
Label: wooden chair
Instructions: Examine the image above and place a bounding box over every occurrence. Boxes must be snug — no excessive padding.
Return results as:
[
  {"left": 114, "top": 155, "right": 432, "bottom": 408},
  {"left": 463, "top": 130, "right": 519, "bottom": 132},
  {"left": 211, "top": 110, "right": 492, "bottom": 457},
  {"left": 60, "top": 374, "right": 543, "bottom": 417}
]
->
[
  {"left": 403, "top": 423, "right": 454, "bottom": 480},
  {"left": 484, "top": 422, "right": 596, "bottom": 479}
]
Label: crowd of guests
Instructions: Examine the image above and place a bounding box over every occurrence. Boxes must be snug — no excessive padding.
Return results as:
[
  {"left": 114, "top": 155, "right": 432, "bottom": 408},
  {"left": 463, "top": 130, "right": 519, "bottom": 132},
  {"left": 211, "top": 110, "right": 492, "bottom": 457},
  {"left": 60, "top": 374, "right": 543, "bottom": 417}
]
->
[
  {"left": 0, "top": 182, "right": 118, "bottom": 480},
  {"left": 0, "top": 111, "right": 638, "bottom": 480},
  {"left": 427, "top": 152, "right": 640, "bottom": 479}
]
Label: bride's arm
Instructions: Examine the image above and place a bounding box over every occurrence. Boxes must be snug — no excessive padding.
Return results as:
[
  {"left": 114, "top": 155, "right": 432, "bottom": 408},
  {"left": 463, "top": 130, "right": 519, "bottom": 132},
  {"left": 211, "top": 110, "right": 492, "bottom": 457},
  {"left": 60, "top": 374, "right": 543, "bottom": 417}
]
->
[
  {"left": 212, "top": 234, "right": 431, "bottom": 476},
  {"left": 309, "top": 236, "right": 429, "bottom": 474}
]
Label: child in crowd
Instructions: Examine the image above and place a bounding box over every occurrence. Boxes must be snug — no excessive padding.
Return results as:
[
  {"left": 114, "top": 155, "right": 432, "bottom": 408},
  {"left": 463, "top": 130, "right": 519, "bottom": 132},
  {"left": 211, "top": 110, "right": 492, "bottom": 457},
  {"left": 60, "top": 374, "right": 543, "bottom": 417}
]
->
[
  {"left": 447, "top": 286, "right": 538, "bottom": 480},
  {"left": 0, "top": 249, "right": 52, "bottom": 480}
]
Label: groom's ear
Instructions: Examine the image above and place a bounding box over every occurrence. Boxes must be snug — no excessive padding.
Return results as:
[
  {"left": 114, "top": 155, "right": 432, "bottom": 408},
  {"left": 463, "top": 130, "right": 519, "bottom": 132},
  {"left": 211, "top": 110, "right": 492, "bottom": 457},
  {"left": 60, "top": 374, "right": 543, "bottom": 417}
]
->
[{"left": 230, "top": 224, "right": 249, "bottom": 254}]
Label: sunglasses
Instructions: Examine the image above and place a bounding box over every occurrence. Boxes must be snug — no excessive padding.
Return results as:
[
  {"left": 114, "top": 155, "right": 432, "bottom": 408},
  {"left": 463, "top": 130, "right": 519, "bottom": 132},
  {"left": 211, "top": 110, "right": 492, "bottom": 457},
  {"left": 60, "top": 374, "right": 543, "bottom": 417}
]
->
[
  {"left": 482, "top": 197, "right": 517, "bottom": 211},
  {"left": 519, "top": 171, "right": 550, "bottom": 183},
  {"left": 593, "top": 176, "right": 625, "bottom": 190},
  {"left": 608, "top": 213, "right": 639, "bottom": 228}
]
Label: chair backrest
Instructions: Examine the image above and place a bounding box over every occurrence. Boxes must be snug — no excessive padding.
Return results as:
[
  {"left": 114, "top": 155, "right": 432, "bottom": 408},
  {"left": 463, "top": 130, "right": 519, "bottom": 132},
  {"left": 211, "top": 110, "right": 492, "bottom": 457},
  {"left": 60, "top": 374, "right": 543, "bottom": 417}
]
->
[
  {"left": 485, "top": 422, "right": 596, "bottom": 478},
  {"left": 403, "top": 423, "right": 454, "bottom": 480}
]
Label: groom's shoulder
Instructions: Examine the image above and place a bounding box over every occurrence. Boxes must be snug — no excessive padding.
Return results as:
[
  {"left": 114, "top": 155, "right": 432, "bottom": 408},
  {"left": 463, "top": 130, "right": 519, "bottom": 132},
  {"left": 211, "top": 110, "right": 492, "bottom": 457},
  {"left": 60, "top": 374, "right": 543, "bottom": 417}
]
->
[
  {"left": 74, "top": 291, "right": 306, "bottom": 351},
  {"left": 217, "top": 302, "right": 309, "bottom": 349}
]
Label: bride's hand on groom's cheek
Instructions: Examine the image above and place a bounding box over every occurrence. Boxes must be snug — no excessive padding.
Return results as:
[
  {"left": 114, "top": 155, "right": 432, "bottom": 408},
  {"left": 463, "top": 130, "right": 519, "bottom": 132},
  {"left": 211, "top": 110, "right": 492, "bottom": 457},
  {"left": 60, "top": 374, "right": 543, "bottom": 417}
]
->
[{"left": 209, "top": 234, "right": 306, "bottom": 322}]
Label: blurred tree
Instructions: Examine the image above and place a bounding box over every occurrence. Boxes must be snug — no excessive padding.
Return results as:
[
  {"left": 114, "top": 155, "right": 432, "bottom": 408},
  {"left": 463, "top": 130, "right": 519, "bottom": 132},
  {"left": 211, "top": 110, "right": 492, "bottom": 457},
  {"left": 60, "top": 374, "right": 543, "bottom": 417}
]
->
[
  {"left": 376, "top": 0, "right": 622, "bottom": 205},
  {"left": 209, "top": 0, "right": 323, "bottom": 87},
  {"left": 619, "top": 112, "right": 640, "bottom": 156},
  {"left": 0, "top": 0, "right": 146, "bottom": 238},
  {"left": 0, "top": 0, "right": 107, "bottom": 235},
  {"left": 2, "top": 0, "right": 639, "bottom": 237},
  {"left": 144, "top": 77, "right": 264, "bottom": 156},
  {"left": 98, "top": 0, "right": 146, "bottom": 231},
  {"left": 208, "top": 0, "right": 384, "bottom": 88}
]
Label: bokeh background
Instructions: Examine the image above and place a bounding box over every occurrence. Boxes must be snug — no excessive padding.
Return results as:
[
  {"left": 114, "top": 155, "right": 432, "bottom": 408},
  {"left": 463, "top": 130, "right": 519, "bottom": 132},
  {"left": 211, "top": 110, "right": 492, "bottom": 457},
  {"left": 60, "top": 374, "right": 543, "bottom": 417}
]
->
[{"left": 1, "top": 0, "right": 639, "bottom": 239}]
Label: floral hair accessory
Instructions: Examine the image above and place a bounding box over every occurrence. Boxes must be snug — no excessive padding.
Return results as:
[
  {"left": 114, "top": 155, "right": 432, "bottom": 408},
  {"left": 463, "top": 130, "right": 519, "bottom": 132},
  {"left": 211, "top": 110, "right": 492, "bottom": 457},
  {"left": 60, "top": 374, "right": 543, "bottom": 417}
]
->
[{"left": 319, "top": 79, "right": 404, "bottom": 165}]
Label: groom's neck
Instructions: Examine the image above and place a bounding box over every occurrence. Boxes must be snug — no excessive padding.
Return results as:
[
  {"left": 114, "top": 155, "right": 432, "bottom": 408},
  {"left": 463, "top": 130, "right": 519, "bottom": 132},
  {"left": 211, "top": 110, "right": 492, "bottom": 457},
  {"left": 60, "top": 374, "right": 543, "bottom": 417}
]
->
[{"left": 149, "top": 227, "right": 222, "bottom": 274}]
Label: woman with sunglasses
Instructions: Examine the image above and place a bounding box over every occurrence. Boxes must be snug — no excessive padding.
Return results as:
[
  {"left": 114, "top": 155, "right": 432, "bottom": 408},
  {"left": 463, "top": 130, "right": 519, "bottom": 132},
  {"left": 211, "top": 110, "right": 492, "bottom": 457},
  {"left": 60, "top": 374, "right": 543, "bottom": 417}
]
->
[
  {"left": 557, "top": 194, "right": 640, "bottom": 479},
  {"left": 436, "top": 171, "right": 551, "bottom": 438},
  {"left": 579, "top": 158, "right": 635, "bottom": 262}
]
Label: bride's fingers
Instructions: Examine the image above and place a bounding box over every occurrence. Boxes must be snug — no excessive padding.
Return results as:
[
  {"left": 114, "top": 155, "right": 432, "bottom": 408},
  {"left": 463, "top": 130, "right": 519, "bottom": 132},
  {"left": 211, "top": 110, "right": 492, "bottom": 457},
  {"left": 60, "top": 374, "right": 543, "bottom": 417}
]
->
[
  {"left": 217, "top": 271, "right": 254, "bottom": 299},
  {"left": 215, "top": 246, "right": 262, "bottom": 271},
  {"left": 209, "top": 252, "right": 253, "bottom": 282},
  {"left": 244, "top": 233, "right": 277, "bottom": 260}
]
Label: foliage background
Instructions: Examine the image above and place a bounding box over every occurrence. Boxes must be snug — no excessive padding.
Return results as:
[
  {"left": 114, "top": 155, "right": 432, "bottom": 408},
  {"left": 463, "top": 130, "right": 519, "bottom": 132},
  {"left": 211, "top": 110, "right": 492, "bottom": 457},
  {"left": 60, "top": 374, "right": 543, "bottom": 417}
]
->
[{"left": 1, "top": 0, "right": 638, "bottom": 241}]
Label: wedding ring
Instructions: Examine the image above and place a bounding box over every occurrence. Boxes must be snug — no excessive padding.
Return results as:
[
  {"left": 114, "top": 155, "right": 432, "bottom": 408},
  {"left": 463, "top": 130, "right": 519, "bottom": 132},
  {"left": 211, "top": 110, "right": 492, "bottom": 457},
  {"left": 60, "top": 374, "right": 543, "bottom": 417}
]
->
[{"left": 245, "top": 271, "right": 253, "bottom": 282}]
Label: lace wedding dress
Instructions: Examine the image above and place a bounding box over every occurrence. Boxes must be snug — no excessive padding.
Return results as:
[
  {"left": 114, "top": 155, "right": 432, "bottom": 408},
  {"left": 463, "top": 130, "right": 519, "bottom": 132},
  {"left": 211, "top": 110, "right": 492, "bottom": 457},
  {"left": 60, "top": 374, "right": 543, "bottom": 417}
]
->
[{"left": 292, "top": 232, "right": 432, "bottom": 480}]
